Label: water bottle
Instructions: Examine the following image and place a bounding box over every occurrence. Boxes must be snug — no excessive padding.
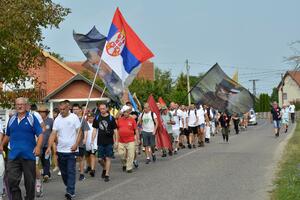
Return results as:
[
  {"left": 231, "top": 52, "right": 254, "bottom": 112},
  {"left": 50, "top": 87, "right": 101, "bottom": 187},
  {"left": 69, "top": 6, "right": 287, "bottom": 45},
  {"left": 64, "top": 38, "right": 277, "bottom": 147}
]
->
[{"left": 45, "top": 153, "right": 50, "bottom": 160}]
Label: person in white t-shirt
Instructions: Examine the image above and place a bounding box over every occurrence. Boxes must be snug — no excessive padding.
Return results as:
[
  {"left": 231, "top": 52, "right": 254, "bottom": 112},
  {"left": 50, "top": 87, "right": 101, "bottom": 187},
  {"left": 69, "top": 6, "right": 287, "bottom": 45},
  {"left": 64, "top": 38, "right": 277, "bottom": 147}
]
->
[
  {"left": 289, "top": 102, "right": 296, "bottom": 124},
  {"left": 169, "top": 102, "right": 180, "bottom": 154},
  {"left": 178, "top": 105, "right": 189, "bottom": 149},
  {"left": 197, "top": 104, "right": 205, "bottom": 147},
  {"left": 84, "top": 112, "right": 97, "bottom": 177},
  {"left": 46, "top": 100, "right": 82, "bottom": 200},
  {"left": 138, "top": 103, "right": 158, "bottom": 164},
  {"left": 187, "top": 103, "right": 198, "bottom": 149}
]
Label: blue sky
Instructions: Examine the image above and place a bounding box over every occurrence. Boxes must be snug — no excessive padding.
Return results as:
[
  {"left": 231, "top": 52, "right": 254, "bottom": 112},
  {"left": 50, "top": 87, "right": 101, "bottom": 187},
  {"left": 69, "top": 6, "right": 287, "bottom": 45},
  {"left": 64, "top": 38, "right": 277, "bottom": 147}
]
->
[{"left": 43, "top": 0, "right": 300, "bottom": 94}]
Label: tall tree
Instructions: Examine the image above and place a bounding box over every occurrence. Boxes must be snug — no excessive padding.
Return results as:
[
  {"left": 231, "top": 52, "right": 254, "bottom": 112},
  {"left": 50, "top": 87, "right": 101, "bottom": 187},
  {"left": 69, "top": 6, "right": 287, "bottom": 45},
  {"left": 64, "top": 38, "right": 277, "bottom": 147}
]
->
[{"left": 0, "top": 0, "right": 70, "bottom": 86}]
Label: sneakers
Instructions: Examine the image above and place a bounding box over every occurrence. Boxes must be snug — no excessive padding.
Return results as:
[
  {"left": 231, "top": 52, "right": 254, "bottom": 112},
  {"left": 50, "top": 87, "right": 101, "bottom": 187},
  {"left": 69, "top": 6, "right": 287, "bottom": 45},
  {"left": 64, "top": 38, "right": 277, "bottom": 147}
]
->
[
  {"left": 90, "top": 170, "right": 95, "bottom": 177},
  {"left": 104, "top": 175, "right": 110, "bottom": 182},
  {"left": 133, "top": 160, "right": 139, "bottom": 168},
  {"left": 43, "top": 175, "right": 50, "bottom": 183},
  {"left": 53, "top": 166, "right": 59, "bottom": 172},
  {"left": 65, "top": 193, "right": 75, "bottom": 200},
  {"left": 79, "top": 174, "right": 85, "bottom": 181},
  {"left": 58, "top": 171, "right": 61, "bottom": 176},
  {"left": 122, "top": 166, "right": 126, "bottom": 172},
  {"left": 276, "top": 133, "right": 279, "bottom": 137},
  {"left": 168, "top": 150, "right": 173, "bottom": 156},
  {"left": 188, "top": 144, "right": 192, "bottom": 149},
  {"left": 145, "top": 158, "right": 151, "bottom": 164},
  {"left": 126, "top": 169, "right": 133, "bottom": 173},
  {"left": 101, "top": 170, "right": 106, "bottom": 178},
  {"left": 84, "top": 167, "right": 91, "bottom": 174},
  {"left": 174, "top": 150, "right": 178, "bottom": 155},
  {"left": 36, "top": 182, "right": 43, "bottom": 198},
  {"left": 152, "top": 154, "right": 156, "bottom": 162},
  {"left": 192, "top": 144, "right": 196, "bottom": 148}
]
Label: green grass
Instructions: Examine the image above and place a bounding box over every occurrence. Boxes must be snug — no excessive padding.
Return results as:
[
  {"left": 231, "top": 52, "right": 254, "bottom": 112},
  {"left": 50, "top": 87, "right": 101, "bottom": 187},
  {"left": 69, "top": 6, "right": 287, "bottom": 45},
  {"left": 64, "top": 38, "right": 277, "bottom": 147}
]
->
[{"left": 271, "top": 122, "right": 300, "bottom": 200}]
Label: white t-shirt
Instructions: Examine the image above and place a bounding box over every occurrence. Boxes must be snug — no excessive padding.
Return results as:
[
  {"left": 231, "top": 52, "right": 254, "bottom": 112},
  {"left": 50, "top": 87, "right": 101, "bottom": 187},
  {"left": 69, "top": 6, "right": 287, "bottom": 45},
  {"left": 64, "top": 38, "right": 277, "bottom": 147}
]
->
[
  {"left": 170, "top": 110, "right": 180, "bottom": 131},
  {"left": 179, "top": 111, "right": 188, "bottom": 129},
  {"left": 188, "top": 109, "right": 198, "bottom": 127},
  {"left": 289, "top": 105, "right": 295, "bottom": 113},
  {"left": 141, "top": 112, "right": 157, "bottom": 132},
  {"left": 53, "top": 113, "right": 81, "bottom": 153},
  {"left": 197, "top": 108, "right": 205, "bottom": 125},
  {"left": 85, "top": 122, "right": 97, "bottom": 151}
]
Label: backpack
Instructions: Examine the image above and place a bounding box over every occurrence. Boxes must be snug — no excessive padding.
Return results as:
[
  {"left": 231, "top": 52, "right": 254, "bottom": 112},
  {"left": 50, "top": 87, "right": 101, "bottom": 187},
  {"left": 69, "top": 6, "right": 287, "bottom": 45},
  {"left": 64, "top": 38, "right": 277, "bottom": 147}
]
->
[
  {"left": 188, "top": 109, "right": 197, "bottom": 117},
  {"left": 141, "top": 111, "right": 156, "bottom": 125},
  {"left": 95, "top": 114, "right": 113, "bottom": 122}
]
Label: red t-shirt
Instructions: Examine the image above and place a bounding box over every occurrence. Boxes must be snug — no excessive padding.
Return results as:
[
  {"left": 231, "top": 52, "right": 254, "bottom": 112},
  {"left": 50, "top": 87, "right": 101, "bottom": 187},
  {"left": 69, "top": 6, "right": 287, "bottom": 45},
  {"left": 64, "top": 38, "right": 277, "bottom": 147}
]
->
[{"left": 117, "top": 117, "right": 137, "bottom": 143}]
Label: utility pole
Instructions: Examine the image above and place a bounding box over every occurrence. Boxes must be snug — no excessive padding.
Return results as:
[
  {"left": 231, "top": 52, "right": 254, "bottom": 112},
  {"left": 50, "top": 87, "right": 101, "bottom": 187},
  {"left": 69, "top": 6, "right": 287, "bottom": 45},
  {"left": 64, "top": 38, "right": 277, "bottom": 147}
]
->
[
  {"left": 249, "top": 79, "right": 259, "bottom": 97},
  {"left": 186, "top": 59, "right": 191, "bottom": 106}
]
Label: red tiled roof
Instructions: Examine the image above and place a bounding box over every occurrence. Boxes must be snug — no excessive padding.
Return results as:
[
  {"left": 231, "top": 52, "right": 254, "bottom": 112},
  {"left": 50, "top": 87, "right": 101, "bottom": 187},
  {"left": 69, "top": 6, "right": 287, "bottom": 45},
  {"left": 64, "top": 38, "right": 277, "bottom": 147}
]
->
[
  {"left": 287, "top": 71, "right": 300, "bottom": 86},
  {"left": 66, "top": 60, "right": 155, "bottom": 81}
]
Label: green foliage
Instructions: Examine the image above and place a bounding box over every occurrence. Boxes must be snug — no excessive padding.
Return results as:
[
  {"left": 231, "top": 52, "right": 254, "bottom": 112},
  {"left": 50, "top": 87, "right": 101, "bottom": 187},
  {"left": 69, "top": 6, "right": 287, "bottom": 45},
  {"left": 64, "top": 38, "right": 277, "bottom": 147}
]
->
[
  {"left": 129, "top": 68, "right": 204, "bottom": 105},
  {"left": 270, "top": 87, "right": 279, "bottom": 103},
  {"left": 255, "top": 93, "right": 271, "bottom": 112},
  {"left": 271, "top": 123, "right": 300, "bottom": 200},
  {"left": 49, "top": 52, "right": 65, "bottom": 61},
  {"left": 0, "top": 0, "right": 70, "bottom": 85}
]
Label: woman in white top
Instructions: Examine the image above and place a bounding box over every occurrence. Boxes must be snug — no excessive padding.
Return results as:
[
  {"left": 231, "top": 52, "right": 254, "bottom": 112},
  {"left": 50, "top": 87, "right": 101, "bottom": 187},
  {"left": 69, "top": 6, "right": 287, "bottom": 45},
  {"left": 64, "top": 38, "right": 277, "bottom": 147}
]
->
[{"left": 84, "top": 113, "right": 97, "bottom": 177}]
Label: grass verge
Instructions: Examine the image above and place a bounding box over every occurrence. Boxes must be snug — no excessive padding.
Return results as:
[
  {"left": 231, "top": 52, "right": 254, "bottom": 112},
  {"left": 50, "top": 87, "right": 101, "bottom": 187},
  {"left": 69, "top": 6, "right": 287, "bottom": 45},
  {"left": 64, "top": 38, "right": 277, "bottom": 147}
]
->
[{"left": 271, "top": 122, "right": 300, "bottom": 200}]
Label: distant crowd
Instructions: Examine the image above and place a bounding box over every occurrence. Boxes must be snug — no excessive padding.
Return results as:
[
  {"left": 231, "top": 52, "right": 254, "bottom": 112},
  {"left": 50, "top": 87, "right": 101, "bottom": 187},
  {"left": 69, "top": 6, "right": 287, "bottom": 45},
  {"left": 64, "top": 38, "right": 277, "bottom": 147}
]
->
[{"left": 0, "top": 97, "right": 296, "bottom": 200}]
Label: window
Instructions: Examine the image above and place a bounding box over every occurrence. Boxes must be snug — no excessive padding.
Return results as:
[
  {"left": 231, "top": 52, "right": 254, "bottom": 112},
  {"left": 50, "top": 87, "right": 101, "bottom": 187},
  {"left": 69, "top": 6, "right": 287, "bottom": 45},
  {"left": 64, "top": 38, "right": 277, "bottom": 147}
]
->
[{"left": 283, "top": 93, "right": 287, "bottom": 100}]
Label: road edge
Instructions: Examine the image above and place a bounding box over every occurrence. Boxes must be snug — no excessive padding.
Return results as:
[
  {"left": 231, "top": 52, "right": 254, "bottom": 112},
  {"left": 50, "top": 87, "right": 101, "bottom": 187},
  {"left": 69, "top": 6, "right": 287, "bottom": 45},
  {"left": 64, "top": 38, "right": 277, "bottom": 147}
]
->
[{"left": 265, "top": 123, "right": 297, "bottom": 199}]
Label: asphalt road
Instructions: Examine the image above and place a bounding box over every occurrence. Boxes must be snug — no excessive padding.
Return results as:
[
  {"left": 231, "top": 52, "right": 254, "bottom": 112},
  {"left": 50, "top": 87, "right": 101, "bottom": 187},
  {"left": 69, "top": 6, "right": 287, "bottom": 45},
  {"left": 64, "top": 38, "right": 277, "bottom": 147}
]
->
[{"left": 19, "top": 120, "right": 295, "bottom": 200}]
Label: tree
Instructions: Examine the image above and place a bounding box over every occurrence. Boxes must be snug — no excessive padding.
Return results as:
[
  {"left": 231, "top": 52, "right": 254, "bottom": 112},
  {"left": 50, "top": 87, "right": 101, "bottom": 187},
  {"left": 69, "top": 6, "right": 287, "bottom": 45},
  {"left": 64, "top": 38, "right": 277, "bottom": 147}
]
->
[
  {"left": 0, "top": 0, "right": 70, "bottom": 86},
  {"left": 285, "top": 41, "right": 300, "bottom": 69},
  {"left": 270, "top": 87, "right": 279, "bottom": 103}
]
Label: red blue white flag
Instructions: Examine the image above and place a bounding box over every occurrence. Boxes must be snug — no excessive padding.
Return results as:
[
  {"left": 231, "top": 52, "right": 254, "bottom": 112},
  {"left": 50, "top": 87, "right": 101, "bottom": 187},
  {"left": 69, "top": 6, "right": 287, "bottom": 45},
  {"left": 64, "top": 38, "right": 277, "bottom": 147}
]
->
[{"left": 102, "top": 8, "right": 154, "bottom": 83}]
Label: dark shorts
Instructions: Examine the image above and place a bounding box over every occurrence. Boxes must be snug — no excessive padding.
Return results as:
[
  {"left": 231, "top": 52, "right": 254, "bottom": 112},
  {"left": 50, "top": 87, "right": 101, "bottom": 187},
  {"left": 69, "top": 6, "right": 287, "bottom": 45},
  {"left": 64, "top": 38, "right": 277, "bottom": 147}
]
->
[
  {"left": 85, "top": 150, "right": 97, "bottom": 156},
  {"left": 188, "top": 126, "right": 198, "bottom": 135},
  {"left": 180, "top": 128, "right": 189, "bottom": 136},
  {"left": 98, "top": 144, "right": 113, "bottom": 159},
  {"left": 78, "top": 147, "right": 85, "bottom": 157},
  {"left": 141, "top": 131, "right": 156, "bottom": 147}
]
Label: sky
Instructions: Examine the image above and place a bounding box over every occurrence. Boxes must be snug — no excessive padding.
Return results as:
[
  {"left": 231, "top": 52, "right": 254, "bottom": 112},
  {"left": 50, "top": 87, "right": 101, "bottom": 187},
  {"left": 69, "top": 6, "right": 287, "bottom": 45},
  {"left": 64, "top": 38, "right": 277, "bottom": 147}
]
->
[{"left": 43, "top": 0, "right": 300, "bottom": 95}]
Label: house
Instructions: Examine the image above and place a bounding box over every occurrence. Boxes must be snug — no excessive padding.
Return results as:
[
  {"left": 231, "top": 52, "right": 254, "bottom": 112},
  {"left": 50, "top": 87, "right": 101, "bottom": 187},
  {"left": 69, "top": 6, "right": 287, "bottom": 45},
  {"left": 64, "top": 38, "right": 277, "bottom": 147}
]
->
[
  {"left": 0, "top": 51, "right": 154, "bottom": 125},
  {"left": 278, "top": 71, "right": 300, "bottom": 106}
]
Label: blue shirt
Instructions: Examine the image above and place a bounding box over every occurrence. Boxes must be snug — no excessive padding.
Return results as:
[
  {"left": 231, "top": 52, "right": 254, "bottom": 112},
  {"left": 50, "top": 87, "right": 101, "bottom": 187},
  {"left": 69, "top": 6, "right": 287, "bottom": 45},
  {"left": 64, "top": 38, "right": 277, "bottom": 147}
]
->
[{"left": 6, "top": 112, "right": 42, "bottom": 160}]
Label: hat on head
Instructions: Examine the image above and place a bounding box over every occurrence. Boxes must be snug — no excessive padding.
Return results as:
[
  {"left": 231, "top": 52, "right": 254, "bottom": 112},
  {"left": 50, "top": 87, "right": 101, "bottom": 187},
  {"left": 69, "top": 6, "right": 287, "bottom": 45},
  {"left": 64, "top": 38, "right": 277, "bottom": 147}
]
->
[
  {"left": 38, "top": 105, "right": 49, "bottom": 113},
  {"left": 121, "top": 105, "right": 131, "bottom": 113}
]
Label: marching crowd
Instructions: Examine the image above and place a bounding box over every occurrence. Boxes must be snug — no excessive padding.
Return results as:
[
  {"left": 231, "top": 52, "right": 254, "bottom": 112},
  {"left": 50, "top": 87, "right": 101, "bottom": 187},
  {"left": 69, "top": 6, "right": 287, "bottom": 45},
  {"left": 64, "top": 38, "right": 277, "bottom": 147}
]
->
[{"left": 0, "top": 97, "right": 296, "bottom": 200}]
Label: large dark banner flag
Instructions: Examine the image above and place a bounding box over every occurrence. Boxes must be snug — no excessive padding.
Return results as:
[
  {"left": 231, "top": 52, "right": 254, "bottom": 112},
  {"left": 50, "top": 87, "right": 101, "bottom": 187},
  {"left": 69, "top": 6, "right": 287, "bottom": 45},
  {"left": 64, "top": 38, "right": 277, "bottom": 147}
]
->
[
  {"left": 147, "top": 95, "right": 172, "bottom": 150},
  {"left": 190, "top": 63, "right": 253, "bottom": 114},
  {"left": 73, "top": 26, "right": 122, "bottom": 101}
]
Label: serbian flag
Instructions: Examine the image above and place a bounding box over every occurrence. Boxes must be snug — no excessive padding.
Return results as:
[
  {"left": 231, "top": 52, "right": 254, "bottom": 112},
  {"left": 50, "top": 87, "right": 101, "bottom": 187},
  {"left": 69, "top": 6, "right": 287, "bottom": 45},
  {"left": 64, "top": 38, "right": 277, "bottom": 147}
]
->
[
  {"left": 147, "top": 95, "right": 172, "bottom": 150},
  {"left": 102, "top": 8, "right": 154, "bottom": 84}
]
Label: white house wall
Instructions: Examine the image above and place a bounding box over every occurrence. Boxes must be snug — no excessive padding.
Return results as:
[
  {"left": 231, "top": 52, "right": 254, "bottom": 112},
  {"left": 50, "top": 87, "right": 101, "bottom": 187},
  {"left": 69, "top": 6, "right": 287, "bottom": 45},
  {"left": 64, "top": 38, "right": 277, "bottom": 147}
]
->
[{"left": 279, "top": 75, "right": 300, "bottom": 106}]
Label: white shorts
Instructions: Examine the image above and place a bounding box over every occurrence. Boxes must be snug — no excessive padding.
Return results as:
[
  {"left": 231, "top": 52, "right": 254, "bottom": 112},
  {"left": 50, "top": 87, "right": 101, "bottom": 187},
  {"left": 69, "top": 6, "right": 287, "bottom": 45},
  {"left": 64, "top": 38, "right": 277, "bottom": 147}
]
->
[{"left": 172, "top": 129, "right": 180, "bottom": 141}]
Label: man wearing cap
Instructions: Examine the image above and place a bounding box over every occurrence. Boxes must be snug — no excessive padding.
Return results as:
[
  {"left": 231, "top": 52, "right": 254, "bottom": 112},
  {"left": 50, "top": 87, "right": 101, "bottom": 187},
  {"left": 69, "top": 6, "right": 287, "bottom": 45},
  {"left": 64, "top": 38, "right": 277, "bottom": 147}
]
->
[
  {"left": 116, "top": 105, "right": 139, "bottom": 173},
  {"left": 38, "top": 105, "right": 53, "bottom": 182}
]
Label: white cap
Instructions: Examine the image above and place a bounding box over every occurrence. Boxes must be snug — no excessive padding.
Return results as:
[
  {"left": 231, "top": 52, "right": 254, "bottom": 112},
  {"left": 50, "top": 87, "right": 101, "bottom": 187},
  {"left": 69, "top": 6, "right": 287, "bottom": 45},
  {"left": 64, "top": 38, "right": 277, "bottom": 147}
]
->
[{"left": 121, "top": 105, "right": 131, "bottom": 113}]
